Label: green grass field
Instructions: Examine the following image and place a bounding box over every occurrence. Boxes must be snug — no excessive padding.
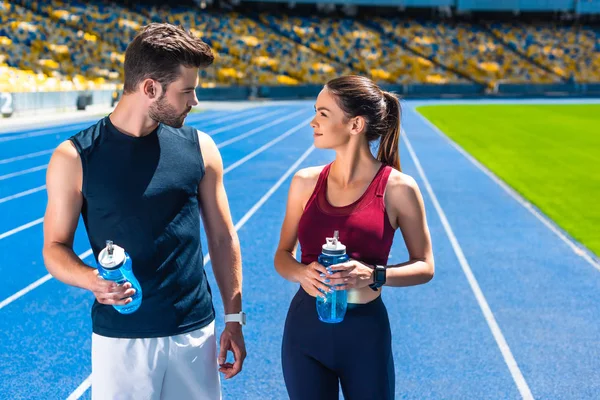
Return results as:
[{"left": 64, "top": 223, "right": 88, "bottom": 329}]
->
[{"left": 416, "top": 104, "right": 600, "bottom": 257}]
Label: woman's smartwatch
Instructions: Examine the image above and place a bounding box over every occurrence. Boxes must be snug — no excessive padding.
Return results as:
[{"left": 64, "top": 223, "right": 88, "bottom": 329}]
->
[{"left": 369, "top": 265, "right": 386, "bottom": 291}]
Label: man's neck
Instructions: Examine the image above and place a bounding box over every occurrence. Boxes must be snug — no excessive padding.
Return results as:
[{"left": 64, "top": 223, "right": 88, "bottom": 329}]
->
[{"left": 109, "top": 95, "right": 158, "bottom": 138}]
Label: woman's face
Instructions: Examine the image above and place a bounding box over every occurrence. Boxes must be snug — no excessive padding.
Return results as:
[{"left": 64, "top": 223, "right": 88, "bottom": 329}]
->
[{"left": 310, "top": 89, "right": 354, "bottom": 150}]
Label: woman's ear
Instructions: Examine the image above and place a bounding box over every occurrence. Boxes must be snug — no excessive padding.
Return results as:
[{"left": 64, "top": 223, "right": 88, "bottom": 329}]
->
[{"left": 349, "top": 116, "right": 366, "bottom": 136}]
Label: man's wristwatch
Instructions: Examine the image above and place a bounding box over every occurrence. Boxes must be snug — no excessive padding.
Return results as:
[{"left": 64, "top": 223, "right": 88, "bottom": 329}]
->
[
  {"left": 369, "top": 265, "right": 387, "bottom": 291},
  {"left": 224, "top": 311, "right": 247, "bottom": 326}
]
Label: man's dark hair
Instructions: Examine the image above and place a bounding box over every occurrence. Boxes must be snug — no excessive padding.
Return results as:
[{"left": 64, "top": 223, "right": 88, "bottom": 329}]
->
[{"left": 123, "top": 23, "right": 214, "bottom": 94}]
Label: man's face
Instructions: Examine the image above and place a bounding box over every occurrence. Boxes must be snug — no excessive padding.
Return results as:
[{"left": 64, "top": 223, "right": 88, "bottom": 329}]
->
[{"left": 148, "top": 66, "right": 199, "bottom": 128}]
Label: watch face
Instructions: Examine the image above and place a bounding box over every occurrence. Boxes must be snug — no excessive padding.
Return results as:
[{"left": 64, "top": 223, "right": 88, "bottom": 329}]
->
[{"left": 375, "top": 269, "right": 386, "bottom": 283}]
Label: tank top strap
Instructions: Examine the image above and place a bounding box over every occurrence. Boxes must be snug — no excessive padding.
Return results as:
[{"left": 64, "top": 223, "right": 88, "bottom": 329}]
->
[
  {"left": 375, "top": 165, "right": 393, "bottom": 198},
  {"left": 316, "top": 163, "right": 333, "bottom": 192},
  {"left": 304, "top": 163, "right": 333, "bottom": 210}
]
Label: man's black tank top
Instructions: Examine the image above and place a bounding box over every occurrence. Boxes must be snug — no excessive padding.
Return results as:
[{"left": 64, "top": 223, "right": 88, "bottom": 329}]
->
[{"left": 70, "top": 116, "right": 214, "bottom": 338}]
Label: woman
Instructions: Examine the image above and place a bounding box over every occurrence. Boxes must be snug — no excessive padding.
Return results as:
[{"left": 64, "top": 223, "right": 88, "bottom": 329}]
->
[{"left": 274, "top": 75, "right": 435, "bottom": 400}]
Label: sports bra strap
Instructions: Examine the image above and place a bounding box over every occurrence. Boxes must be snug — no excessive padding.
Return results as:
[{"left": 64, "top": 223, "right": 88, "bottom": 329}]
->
[
  {"left": 375, "top": 165, "right": 393, "bottom": 198},
  {"left": 304, "top": 163, "right": 332, "bottom": 210}
]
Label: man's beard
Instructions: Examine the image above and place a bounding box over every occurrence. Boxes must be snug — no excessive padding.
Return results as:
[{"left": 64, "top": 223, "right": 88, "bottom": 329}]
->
[{"left": 148, "top": 94, "right": 190, "bottom": 128}]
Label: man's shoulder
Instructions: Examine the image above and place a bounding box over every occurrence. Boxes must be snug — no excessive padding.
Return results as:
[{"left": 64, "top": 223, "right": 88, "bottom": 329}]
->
[
  {"left": 161, "top": 123, "right": 201, "bottom": 144},
  {"left": 69, "top": 117, "right": 107, "bottom": 154}
]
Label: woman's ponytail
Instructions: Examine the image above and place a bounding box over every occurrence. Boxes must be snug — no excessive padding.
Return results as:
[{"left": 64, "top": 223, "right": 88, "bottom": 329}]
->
[{"left": 377, "top": 91, "right": 401, "bottom": 171}]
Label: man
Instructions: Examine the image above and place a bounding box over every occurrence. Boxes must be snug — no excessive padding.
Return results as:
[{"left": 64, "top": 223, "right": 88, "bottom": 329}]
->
[{"left": 42, "top": 23, "right": 246, "bottom": 399}]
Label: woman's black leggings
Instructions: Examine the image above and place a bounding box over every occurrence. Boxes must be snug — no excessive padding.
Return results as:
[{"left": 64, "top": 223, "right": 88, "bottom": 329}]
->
[{"left": 282, "top": 287, "right": 395, "bottom": 400}]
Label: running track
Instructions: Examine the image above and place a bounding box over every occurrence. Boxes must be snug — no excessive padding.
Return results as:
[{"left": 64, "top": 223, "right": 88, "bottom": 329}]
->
[{"left": 0, "top": 99, "right": 598, "bottom": 399}]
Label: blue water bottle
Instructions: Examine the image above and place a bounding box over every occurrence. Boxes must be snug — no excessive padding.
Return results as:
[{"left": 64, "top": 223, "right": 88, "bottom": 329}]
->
[
  {"left": 316, "top": 230, "right": 349, "bottom": 323},
  {"left": 97, "top": 240, "right": 143, "bottom": 314}
]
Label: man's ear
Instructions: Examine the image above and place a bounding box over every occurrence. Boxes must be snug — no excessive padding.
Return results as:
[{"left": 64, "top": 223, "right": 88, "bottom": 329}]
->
[{"left": 142, "top": 79, "right": 161, "bottom": 99}]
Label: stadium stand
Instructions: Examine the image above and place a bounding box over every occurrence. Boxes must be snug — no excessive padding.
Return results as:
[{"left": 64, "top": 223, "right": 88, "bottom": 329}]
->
[
  {"left": 487, "top": 21, "right": 600, "bottom": 83},
  {"left": 371, "top": 18, "right": 562, "bottom": 88},
  {"left": 0, "top": 1, "right": 118, "bottom": 92},
  {"left": 1, "top": 0, "right": 599, "bottom": 96},
  {"left": 258, "top": 14, "right": 465, "bottom": 84}
]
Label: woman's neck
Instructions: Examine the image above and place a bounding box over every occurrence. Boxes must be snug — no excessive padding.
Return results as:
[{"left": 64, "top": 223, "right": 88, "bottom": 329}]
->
[{"left": 330, "top": 142, "right": 381, "bottom": 188}]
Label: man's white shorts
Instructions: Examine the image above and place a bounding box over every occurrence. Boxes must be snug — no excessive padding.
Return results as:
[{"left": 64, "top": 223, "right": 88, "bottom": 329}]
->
[{"left": 91, "top": 321, "right": 221, "bottom": 400}]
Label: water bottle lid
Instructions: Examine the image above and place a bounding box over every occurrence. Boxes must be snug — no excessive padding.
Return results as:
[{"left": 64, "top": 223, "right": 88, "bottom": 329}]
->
[
  {"left": 98, "top": 240, "right": 126, "bottom": 270},
  {"left": 322, "top": 230, "right": 346, "bottom": 255}
]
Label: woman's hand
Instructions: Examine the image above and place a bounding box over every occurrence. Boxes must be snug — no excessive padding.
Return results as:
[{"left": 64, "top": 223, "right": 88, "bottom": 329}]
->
[
  {"left": 296, "top": 262, "right": 332, "bottom": 298},
  {"left": 326, "top": 259, "right": 374, "bottom": 290}
]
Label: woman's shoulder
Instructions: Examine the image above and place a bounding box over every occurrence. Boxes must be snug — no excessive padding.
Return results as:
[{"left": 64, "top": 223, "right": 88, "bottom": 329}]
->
[
  {"left": 385, "top": 168, "right": 421, "bottom": 205},
  {"left": 290, "top": 165, "right": 328, "bottom": 199},
  {"left": 293, "top": 165, "right": 327, "bottom": 187},
  {"left": 387, "top": 168, "right": 417, "bottom": 187}
]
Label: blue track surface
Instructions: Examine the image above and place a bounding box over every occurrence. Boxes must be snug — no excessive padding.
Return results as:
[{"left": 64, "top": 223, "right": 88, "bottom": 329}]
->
[{"left": 0, "top": 100, "right": 598, "bottom": 399}]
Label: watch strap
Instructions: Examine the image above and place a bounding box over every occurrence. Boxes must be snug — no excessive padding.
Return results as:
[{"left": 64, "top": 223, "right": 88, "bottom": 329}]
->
[
  {"left": 224, "top": 312, "right": 246, "bottom": 325},
  {"left": 369, "top": 265, "right": 386, "bottom": 291}
]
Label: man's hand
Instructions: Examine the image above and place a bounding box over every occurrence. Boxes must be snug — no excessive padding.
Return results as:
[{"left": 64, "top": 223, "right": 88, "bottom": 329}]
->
[
  {"left": 218, "top": 324, "right": 246, "bottom": 379},
  {"left": 87, "top": 269, "right": 136, "bottom": 306}
]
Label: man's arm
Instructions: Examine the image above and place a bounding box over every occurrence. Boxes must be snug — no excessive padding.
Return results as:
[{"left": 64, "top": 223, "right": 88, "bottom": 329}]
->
[
  {"left": 42, "top": 141, "right": 134, "bottom": 305},
  {"left": 197, "top": 131, "right": 245, "bottom": 379},
  {"left": 197, "top": 132, "right": 242, "bottom": 316},
  {"left": 43, "top": 140, "right": 93, "bottom": 287}
]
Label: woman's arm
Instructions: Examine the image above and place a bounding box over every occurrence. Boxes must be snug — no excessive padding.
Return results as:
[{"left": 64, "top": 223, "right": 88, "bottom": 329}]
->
[
  {"left": 274, "top": 168, "right": 330, "bottom": 297},
  {"left": 383, "top": 171, "right": 434, "bottom": 287}
]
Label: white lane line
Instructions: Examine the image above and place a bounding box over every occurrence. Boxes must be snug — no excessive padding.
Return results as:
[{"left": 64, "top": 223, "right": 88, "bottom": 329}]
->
[
  {"left": 0, "top": 249, "right": 94, "bottom": 310},
  {"left": 0, "top": 149, "right": 54, "bottom": 165},
  {"left": 402, "top": 129, "right": 534, "bottom": 400},
  {"left": 0, "top": 185, "right": 46, "bottom": 205},
  {"left": 411, "top": 108, "right": 600, "bottom": 271},
  {"left": 0, "top": 165, "right": 48, "bottom": 181},
  {"left": 0, "top": 217, "right": 44, "bottom": 240},
  {"left": 224, "top": 117, "right": 313, "bottom": 174},
  {"left": 217, "top": 109, "right": 307, "bottom": 149},
  {"left": 208, "top": 109, "right": 285, "bottom": 135}
]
